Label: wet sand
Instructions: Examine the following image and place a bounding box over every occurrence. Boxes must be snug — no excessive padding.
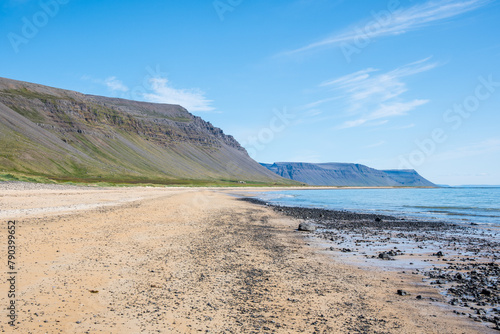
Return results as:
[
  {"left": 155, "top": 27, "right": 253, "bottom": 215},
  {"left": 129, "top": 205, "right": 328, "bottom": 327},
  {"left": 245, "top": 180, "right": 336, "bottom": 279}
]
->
[{"left": 0, "top": 183, "right": 494, "bottom": 333}]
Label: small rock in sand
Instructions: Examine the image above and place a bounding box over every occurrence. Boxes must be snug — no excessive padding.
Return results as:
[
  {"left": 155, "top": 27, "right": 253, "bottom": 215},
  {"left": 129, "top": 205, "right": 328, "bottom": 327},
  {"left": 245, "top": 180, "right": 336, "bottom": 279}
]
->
[
  {"left": 378, "top": 252, "right": 394, "bottom": 260},
  {"left": 397, "top": 289, "right": 409, "bottom": 296},
  {"left": 480, "top": 289, "right": 492, "bottom": 296},
  {"left": 298, "top": 222, "right": 316, "bottom": 232}
]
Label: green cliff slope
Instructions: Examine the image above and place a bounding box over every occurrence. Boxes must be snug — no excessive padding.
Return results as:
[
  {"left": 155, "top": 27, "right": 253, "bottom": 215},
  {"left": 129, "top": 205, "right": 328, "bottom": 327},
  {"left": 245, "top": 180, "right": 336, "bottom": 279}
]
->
[{"left": 0, "top": 77, "right": 293, "bottom": 186}]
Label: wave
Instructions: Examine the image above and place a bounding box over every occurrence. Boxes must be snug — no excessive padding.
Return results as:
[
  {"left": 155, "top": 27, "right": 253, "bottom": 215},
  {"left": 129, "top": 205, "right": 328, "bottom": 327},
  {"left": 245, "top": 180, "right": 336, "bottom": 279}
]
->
[{"left": 404, "top": 205, "right": 500, "bottom": 212}]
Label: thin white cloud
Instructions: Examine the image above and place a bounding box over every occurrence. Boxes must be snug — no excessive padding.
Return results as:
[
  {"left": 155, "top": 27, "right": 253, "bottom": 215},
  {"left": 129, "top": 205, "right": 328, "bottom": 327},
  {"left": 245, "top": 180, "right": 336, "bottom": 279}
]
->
[
  {"left": 321, "top": 58, "right": 436, "bottom": 128},
  {"left": 82, "top": 75, "right": 129, "bottom": 92},
  {"left": 339, "top": 100, "right": 428, "bottom": 128},
  {"left": 286, "top": 0, "right": 490, "bottom": 55},
  {"left": 82, "top": 75, "right": 215, "bottom": 112},
  {"left": 300, "top": 96, "right": 341, "bottom": 109},
  {"left": 143, "top": 78, "right": 215, "bottom": 112},
  {"left": 320, "top": 68, "right": 377, "bottom": 88},
  {"left": 365, "top": 140, "right": 386, "bottom": 149},
  {"left": 370, "top": 100, "right": 428, "bottom": 119},
  {"left": 294, "top": 59, "right": 435, "bottom": 128},
  {"left": 433, "top": 138, "right": 500, "bottom": 161},
  {"left": 105, "top": 76, "right": 129, "bottom": 92},
  {"left": 305, "top": 109, "right": 323, "bottom": 117},
  {"left": 323, "top": 57, "right": 437, "bottom": 105}
]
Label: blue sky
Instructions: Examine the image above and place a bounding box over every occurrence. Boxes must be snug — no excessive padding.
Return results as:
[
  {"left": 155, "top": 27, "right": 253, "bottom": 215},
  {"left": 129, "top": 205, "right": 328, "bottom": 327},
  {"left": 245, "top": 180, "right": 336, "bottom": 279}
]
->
[{"left": 1, "top": 0, "right": 499, "bottom": 185}]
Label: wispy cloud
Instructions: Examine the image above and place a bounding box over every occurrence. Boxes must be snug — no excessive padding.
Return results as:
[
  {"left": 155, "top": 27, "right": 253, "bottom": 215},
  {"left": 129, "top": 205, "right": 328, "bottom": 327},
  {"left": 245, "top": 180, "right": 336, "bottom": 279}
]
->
[
  {"left": 304, "top": 109, "right": 323, "bottom": 117},
  {"left": 300, "top": 96, "right": 341, "bottom": 109},
  {"left": 339, "top": 100, "right": 428, "bottom": 128},
  {"left": 322, "top": 57, "right": 437, "bottom": 103},
  {"left": 321, "top": 58, "right": 436, "bottom": 128},
  {"left": 434, "top": 138, "right": 500, "bottom": 161},
  {"left": 286, "top": 0, "right": 490, "bottom": 55},
  {"left": 82, "top": 75, "right": 215, "bottom": 112},
  {"left": 104, "top": 76, "right": 129, "bottom": 92},
  {"left": 143, "top": 78, "right": 214, "bottom": 112},
  {"left": 365, "top": 140, "right": 386, "bottom": 148}
]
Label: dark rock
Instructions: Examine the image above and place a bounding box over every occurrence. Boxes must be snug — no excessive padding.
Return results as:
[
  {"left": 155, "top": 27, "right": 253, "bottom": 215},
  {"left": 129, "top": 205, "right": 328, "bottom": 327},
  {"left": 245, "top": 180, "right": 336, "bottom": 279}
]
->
[
  {"left": 397, "top": 289, "right": 409, "bottom": 296},
  {"left": 386, "top": 250, "right": 398, "bottom": 257},
  {"left": 480, "top": 289, "right": 492, "bottom": 297},
  {"left": 298, "top": 222, "right": 316, "bottom": 232},
  {"left": 378, "top": 252, "right": 394, "bottom": 260}
]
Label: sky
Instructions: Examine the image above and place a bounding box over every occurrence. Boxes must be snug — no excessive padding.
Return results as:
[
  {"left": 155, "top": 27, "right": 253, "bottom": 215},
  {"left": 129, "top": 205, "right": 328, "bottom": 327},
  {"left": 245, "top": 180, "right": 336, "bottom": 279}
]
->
[{"left": 1, "top": 0, "right": 500, "bottom": 185}]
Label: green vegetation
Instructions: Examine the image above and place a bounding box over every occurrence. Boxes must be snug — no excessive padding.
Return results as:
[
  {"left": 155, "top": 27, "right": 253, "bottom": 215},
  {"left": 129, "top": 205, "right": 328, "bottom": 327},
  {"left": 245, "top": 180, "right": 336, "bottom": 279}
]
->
[
  {"left": 9, "top": 105, "right": 45, "bottom": 123},
  {"left": 165, "top": 116, "right": 191, "bottom": 122},
  {"left": 2, "top": 88, "right": 60, "bottom": 104},
  {"left": 0, "top": 79, "right": 299, "bottom": 188},
  {"left": 0, "top": 171, "right": 292, "bottom": 187},
  {"left": 0, "top": 173, "right": 56, "bottom": 184}
]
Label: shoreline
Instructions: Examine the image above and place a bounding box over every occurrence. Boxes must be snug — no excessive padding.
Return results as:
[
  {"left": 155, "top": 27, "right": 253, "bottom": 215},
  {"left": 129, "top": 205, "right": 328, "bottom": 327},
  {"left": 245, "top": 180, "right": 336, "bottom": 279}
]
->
[
  {"left": 232, "top": 187, "right": 500, "bottom": 229},
  {"left": 239, "top": 197, "right": 500, "bottom": 331},
  {"left": 0, "top": 183, "right": 496, "bottom": 332},
  {"left": 0, "top": 179, "right": 439, "bottom": 189}
]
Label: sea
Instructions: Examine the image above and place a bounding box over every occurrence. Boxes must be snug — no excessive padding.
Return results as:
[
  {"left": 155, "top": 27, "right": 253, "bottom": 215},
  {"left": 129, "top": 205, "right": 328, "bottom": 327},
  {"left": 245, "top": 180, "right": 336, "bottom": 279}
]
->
[{"left": 254, "top": 187, "right": 500, "bottom": 227}]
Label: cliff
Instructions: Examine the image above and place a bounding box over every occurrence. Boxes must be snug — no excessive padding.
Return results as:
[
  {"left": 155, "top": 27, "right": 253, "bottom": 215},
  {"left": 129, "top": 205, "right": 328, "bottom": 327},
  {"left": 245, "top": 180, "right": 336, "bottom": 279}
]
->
[
  {"left": 0, "top": 77, "right": 292, "bottom": 185},
  {"left": 261, "top": 162, "right": 436, "bottom": 187}
]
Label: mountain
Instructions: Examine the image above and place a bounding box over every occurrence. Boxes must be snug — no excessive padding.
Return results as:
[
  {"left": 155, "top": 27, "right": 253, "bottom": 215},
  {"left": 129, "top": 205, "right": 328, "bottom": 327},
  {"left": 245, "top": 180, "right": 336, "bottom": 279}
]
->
[
  {"left": 380, "top": 169, "right": 436, "bottom": 187},
  {"left": 261, "top": 162, "right": 436, "bottom": 187},
  {"left": 0, "top": 77, "right": 294, "bottom": 185}
]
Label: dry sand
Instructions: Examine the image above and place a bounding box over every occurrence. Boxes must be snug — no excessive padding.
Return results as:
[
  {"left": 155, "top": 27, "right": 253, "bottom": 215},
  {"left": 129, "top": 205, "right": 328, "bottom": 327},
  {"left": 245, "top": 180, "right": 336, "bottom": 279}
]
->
[{"left": 0, "top": 183, "right": 492, "bottom": 333}]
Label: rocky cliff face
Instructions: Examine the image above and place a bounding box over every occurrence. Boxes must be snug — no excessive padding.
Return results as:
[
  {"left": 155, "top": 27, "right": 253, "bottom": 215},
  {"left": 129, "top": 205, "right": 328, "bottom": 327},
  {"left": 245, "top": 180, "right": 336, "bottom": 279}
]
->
[
  {"left": 0, "top": 77, "right": 289, "bottom": 184},
  {"left": 261, "top": 162, "right": 436, "bottom": 187}
]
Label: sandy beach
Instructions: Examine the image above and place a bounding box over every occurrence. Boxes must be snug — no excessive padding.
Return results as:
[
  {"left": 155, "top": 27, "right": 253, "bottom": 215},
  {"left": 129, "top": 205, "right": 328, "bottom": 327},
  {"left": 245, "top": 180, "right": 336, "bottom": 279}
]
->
[{"left": 0, "top": 183, "right": 494, "bottom": 333}]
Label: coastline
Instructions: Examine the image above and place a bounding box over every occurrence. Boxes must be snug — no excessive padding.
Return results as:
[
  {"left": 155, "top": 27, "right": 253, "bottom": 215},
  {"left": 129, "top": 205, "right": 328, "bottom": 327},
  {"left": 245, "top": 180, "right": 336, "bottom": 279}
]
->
[
  {"left": 238, "top": 196, "right": 500, "bottom": 331},
  {"left": 0, "top": 183, "right": 495, "bottom": 332},
  {"left": 232, "top": 186, "right": 500, "bottom": 228}
]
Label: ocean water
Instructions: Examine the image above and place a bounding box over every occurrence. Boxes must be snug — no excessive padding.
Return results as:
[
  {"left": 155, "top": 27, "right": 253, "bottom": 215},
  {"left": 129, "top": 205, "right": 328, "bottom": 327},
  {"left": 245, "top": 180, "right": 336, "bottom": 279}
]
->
[{"left": 255, "top": 187, "right": 500, "bottom": 227}]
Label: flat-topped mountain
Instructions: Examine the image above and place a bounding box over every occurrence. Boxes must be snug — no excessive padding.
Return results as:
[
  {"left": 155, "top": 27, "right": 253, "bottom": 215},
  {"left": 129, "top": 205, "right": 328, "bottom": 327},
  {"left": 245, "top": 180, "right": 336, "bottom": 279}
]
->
[
  {"left": 0, "top": 77, "right": 292, "bottom": 185},
  {"left": 261, "top": 162, "right": 436, "bottom": 187}
]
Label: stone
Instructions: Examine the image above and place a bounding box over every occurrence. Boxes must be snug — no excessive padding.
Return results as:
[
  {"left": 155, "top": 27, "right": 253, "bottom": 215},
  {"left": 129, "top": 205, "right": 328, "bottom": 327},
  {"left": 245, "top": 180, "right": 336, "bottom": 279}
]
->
[
  {"left": 397, "top": 289, "right": 408, "bottom": 296},
  {"left": 480, "top": 289, "right": 492, "bottom": 296},
  {"left": 378, "top": 252, "right": 393, "bottom": 260},
  {"left": 298, "top": 222, "right": 316, "bottom": 232}
]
